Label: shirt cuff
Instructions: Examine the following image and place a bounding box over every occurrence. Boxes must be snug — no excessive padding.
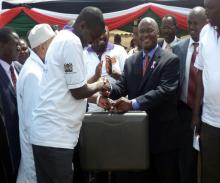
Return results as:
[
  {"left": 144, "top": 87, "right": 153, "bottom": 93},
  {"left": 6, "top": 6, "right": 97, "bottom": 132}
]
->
[{"left": 132, "top": 99, "right": 140, "bottom": 110}]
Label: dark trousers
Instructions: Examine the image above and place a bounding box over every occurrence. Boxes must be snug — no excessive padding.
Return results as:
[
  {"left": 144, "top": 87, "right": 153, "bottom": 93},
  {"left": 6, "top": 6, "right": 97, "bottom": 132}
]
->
[
  {"left": 32, "top": 145, "right": 74, "bottom": 183},
  {"left": 115, "top": 150, "right": 180, "bottom": 183},
  {"left": 178, "top": 102, "right": 198, "bottom": 183},
  {"left": 150, "top": 150, "right": 180, "bottom": 183},
  {"left": 200, "top": 123, "right": 220, "bottom": 183}
]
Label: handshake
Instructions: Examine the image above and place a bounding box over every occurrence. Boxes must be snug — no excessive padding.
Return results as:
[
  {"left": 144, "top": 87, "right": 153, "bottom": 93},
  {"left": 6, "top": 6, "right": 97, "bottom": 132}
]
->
[{"left": 96, "top": 77, "right": 132, "bottom": 113}]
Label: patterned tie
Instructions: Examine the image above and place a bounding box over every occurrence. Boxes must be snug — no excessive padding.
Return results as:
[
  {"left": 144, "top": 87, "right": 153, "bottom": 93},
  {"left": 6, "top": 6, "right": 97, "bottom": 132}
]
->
[
  {"left": 9, "top": 65, "right": 17, "bottom": 92},
  {"left": 187, "top": 42, "right": 199, "bottom": 109},
  {"left": 143, "top": 55, "right": 149, "bottom": 76}
]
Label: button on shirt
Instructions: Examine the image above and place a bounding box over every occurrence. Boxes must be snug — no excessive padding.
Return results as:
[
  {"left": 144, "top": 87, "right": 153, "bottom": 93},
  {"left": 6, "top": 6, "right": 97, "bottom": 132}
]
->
[
  {"left": 194, "top": 24, "right": 220, "bottom": 128},
  {"left": 0, "top": 59, "right": 18, "bottom": 87},
  {"left": 16, "top": 50, "right": 44, "bottom": 183},
  {"left": 180, "top": 38, "right": 199, "bottom": 103},
  {"left": 30, "top": 30, "right": 87, "bottom": 149}
]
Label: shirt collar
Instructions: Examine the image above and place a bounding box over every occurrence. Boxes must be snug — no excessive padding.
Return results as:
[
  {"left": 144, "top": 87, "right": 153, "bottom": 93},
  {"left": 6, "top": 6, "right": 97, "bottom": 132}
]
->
[
  {"left": 142, "top": 44, "right": 158, "bottom": 60},
  {"left": 63, "top": 25, "right": 74, "bottom": 33},
  {"left": 189, "top": 37, "right": 199, "bottom": 48}
]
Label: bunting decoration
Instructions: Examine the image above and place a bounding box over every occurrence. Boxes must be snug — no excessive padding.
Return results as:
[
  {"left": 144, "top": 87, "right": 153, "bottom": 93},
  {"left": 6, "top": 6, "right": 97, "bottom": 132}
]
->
[{"left": 0, "top": 3, "right": 191, "bottom": 30}]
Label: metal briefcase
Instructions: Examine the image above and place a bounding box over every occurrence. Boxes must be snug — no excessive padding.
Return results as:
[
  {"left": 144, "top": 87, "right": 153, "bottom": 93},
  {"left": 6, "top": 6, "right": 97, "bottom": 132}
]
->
[{"left": 79, "top": 111, "right": 149, "bottom": 171}]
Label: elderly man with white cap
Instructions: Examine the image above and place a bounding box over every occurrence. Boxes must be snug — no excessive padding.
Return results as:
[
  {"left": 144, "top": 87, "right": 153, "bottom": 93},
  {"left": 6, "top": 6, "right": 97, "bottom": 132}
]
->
[{"left": 16, "top": 23, "right": 55, "bottom": 183}]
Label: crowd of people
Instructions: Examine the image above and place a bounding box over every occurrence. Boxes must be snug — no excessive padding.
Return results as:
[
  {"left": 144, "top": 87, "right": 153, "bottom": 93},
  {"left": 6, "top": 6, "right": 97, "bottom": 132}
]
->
[{"left": 0, "top": 0, "right": 220, "bottom": 183}]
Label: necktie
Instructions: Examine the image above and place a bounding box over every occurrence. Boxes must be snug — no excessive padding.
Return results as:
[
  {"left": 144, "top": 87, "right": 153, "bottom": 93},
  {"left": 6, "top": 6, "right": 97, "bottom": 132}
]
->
[
  {"left": 9, "top": 65, "right": 17, "bottom": 92},
  {"left": 143, "top": 55, "right": 149, "bottom": 76},
  {"left": 187, "top": 42, "right": 199, "bottom": 109}
]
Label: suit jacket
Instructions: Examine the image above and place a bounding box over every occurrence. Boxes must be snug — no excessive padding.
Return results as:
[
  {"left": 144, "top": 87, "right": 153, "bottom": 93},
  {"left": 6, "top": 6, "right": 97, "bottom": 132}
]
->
[
  {"left": 0, "top": 93, "right": 12, "bottom": 183},
  {"left": 158, "top": 37, "right": 181, "bottom": 48},
  {"left": 0, "top": 62, "right": 21, "bottom": 181},
  {"left": 110, "top": 47, "right": 181, "bottom": 153},
  {"left": 172, "top": 38, "right": 190, "bottom": 90}
]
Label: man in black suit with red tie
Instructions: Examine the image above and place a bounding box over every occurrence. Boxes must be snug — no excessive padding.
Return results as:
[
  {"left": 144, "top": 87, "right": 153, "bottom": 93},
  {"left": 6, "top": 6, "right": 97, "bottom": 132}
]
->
[
  {"left": 0, "top": 28, "right": 21, "bottom": 183},
  {"left": 103, "top": 17, "right": 181, "bottom": 183},
  {"left": 172, "top": 7, "right": 207, "bottom": 183}
]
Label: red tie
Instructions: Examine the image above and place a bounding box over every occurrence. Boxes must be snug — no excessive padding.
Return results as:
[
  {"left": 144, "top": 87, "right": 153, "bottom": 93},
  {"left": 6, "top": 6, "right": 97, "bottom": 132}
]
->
[
  {"left": 9, "top": 65, "right": 17, "bottom": 92},
  {"left": 187, "top": 42, "right": 199, "bottom": 109},
  {"left": 143, "top": 56, "right": 149, "bottom": 76}
]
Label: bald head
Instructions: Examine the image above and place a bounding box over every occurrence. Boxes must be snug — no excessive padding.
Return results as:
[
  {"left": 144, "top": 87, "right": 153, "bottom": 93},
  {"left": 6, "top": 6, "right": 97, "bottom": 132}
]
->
[
  {"left": 139, "top": 17, "right": 159, "bottom": 34},
  {"left": 189, "top": 6, "right": 207, "bottom": 22},
  {"left": 188, "top": 6, "right": 207, "bottom": 42},
  {"left": 138, "top": 17, "right": 159, "bottom": 52}
]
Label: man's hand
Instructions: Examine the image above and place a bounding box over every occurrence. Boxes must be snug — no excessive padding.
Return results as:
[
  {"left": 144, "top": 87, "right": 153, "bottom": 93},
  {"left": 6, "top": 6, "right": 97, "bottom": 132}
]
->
[
  {"left": 105, "top": 55, "right": 112, "bottom": 75},
  {"left": 111, "top": 71, "right": 121, "bottom": 80},
  {"left": 99, "top": 77, "right": 111, "bottom": 97},
  {"left": 192, "top": 114, "right": 201, "bottom": 135},
  {"left": 87, "top": 62, "right": 102, "bottom": 84},
  {"left": 97, "top": 96, "right": 113, "bottom": 110},
  {"left": 94, "top": 61, "right": 102, "bottom": 80},
  {"left": 113, "top": 97, "right": 132, "bottom": 113}
]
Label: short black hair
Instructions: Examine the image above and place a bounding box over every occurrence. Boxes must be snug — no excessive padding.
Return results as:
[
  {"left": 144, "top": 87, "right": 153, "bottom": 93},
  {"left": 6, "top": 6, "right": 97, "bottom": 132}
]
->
[
  {"left": 0, "top": 27, "right": 17, "bottom": 44},
  {"left": 162, "top": 15, "right": 177, "bottom": 27},
  {"left": 75, "top": 6, "right": 105, "bottom": 30}
]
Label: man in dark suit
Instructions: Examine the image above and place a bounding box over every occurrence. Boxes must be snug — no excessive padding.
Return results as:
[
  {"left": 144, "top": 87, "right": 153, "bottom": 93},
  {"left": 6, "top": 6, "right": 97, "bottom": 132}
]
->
[
  {"left": 0, "top": 93, "right": 11, "bottom": 183},
  {"left": 104, "top": 17, "right": 181, "bottom": 183},
  {"left": 0, "top": 28, "right": 21, "bottom": 182},
  {"left": 172, "top": 7, "right": 207, "bottom": 183}
]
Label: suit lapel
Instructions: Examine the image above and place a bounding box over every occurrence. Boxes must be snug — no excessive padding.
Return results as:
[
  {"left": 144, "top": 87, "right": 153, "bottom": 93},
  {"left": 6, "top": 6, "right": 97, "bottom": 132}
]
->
[
  {"left": 0, "top": 64, "right": 16, "bottom": 98},
  {"left": 182, "top": 39, "right": 190, "bottom": 71},
  {"left": 180, "top": 39, "right": 190, "bottom": 86},
  {"left": 138, "top": 47, "right": 162, "bottom": 92}
]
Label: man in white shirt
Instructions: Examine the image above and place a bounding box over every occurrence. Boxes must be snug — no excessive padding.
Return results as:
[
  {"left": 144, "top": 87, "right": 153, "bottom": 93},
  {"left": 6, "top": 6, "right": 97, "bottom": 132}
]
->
[
  {"left": 84, "top": 26, "right": 128, "bottom": 112},
  {"left": 193, "top": 0, "right": 220, "bottom": 182},
  {"left": 30, "top": 7, "right": 106, "bottom": 183},
  {"left": 16, "top": 24, "right": 55, "bottom": 183},
  {"left": 172, "top": 7, "right": 207, "bottom": 183},
  {"left": 159, "top": 15, "right": 180, "bottom": 51}
]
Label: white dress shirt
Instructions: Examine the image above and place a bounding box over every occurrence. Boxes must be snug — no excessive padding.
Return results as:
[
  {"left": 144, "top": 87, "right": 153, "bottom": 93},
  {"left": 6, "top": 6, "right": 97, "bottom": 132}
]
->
[
  {"left": 194, "top": 24, "right": 220, "bottom": 128},
  {"left": 16, "top": 50, "right": 44, "bottom": 183},
  {"left": 180, "top": 38, "right": 199, "bottom": 103}
]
